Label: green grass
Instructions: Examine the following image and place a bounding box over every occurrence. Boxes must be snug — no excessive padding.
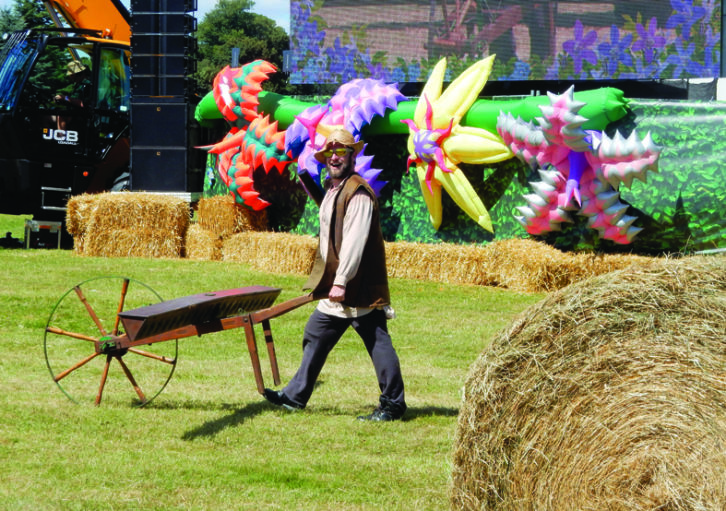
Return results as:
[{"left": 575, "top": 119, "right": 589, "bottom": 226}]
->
[{"left": 0, "top": 214, "right": 544, "bottom": 510}]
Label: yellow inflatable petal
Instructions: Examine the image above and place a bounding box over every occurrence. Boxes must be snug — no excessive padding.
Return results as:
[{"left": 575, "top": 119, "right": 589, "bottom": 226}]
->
[
  {"left": 435, "top": 166, "right": 494, "bottom": 233},
  {"left": 443, "top": 129, "right": 513, "bottom": 165},
  {"left": 434, "top": 55, "right": 495, "bottom": 127},
  {"left": 416, "top": 58, "right": 447, "bottom": 126},
  {"left": 416, "top": 164, "right": 443, "bottom": 230}
]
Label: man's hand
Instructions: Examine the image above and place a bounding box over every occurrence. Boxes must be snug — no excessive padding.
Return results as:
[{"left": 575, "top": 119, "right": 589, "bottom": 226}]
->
[{"left": 328, "top": 284, "right": 346, "bottom": 302}]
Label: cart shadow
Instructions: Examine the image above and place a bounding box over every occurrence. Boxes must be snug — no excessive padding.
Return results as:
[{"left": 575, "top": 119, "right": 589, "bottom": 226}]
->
[{"left": 181, "top": 401, "right": 271, "bottom": 440}]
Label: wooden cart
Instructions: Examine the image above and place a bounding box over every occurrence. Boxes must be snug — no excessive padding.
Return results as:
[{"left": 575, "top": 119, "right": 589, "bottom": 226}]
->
[{"left": 44, "top": 276, "right": 313, "bottom": 406}]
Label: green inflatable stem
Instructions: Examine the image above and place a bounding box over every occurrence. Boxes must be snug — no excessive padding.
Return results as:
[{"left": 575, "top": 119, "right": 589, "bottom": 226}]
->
[{"left": 195, "top": 87, "right": 629, "bottom": 134}]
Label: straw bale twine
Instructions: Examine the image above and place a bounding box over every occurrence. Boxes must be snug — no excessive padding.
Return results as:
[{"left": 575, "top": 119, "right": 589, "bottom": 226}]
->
[
  {"left": 451, "top": 256, "right": 726, "bottom": 511},
  {"left": 197, "top": 194, "right": 268, "bottom": 236},
  {"left": 185, "top": 223, "right": 222, "bottom": 261},
  {"left": 80, "top": 192, "right": 189, "bottom": 258},
  {"left": 222, "top": 231, "right": 317, "bottom": 275}
]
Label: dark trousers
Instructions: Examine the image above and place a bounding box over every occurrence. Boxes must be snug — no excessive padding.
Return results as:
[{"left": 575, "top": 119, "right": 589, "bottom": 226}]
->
[{"left": 283, "top": 308, "right": 406, "bottom": 412}]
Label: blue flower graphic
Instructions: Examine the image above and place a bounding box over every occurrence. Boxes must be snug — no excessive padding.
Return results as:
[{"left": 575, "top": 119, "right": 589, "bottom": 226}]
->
[
  {"left": 666, "top": 0, "right": 707, "bottom": 39},
  {"left": 665, "top": 38, "right": 702, "bottom": 77},
  {"left": 631, "top": 18, "right": 666, "bottom": 64},
  {"left": 562, "top": 20, "right": 598, "bottom": 74},
  {"left": 597, "top": 25, "right": 633, "bottom": 77}
]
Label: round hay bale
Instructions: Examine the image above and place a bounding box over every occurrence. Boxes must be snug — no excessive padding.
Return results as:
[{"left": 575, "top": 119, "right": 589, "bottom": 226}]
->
[{"left": 451, "top": 256, "right": 726, "bottom": 511}]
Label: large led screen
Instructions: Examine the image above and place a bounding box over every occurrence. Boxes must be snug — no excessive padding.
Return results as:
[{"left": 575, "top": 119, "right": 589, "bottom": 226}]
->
[{"left": 288, "top": 0, "right": 721, "bottom": 84}]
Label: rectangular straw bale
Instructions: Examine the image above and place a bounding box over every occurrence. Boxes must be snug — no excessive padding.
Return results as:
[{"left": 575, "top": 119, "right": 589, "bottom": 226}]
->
[
  {"left": 185, "top": 223, "right": 223, "bottom": 261},
  {"left": 385, "top": 241, "right": 498, "bottom": 286},
  {"left": 197, "top": 194, "right": 268, "bottom": 237},
  {"left": 481, "top": 239, "right": 657, "bottom": 292},
  {"left": 81, "top": 192, "right": 190, "bottom": 259},
  {"left": 481, "top": 238, "right": 574, "bottom": 292},
  {"left": 82, "top": 227, "right": 184, "bottom": 259},
  {"left": 222, "top": 231, "right": 317, "bottom": 275},
  {"left": 88, "top": 192, "right": 190, "bottom": 234}
]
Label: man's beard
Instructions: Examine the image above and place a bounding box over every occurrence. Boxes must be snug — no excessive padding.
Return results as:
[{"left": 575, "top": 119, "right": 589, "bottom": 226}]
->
[{"left": 327, "top": 156, "right": 353, "bottom": 180}]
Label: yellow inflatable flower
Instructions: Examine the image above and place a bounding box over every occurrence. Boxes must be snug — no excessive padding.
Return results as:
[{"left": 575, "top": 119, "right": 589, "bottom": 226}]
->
[{"left": 402, "top": 56, "right": 512, "bottom": 232}]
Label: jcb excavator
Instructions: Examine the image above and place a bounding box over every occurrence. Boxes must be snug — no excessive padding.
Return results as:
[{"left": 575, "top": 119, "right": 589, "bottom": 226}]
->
[{"left": 0, "top": 0, "right": 133, "bottom": 220}]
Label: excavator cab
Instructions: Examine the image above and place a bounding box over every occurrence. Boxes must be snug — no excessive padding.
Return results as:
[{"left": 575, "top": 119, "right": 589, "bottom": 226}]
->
[{"left": 0, "top": 29, "right": 131, "bottom": 218}]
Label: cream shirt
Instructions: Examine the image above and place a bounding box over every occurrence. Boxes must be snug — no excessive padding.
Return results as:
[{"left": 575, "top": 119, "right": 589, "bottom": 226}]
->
[{"left": 316, "top": 182, "right": 374, "bottom": 318}]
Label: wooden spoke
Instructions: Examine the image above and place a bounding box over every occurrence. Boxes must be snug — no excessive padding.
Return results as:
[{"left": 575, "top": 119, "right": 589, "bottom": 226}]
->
[
  {"left": 112, "top": 278, "right": 130, "bottom": 336},
  {"left": 115, "top": 356, "right": 146, "bottom": 404},
  {"left": 54, "top": 351, "right": 101, "bottom": 382},
  {"left": 95, "top": 355, "right": 112, "bottom": 406},
  {"left": 74, "top": 285, "right": 108, "bottom": 337},
  {"left": 128, "top": 348, "right": 175, "bottom": 364},
  {"left": 45, "top": 326, "right": 97, "bottom": 343}
]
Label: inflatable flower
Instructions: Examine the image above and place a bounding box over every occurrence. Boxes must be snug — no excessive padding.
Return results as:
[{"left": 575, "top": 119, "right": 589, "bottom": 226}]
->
[
  {"left": 497, "top": 86, "right": 661, "bottom": 244},
  {"left": 402, "top": 56, "right": 512, "bottom": 232}
]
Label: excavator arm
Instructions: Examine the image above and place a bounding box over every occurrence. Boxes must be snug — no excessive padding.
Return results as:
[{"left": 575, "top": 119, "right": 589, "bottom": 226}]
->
[{"left": 42, "top": 0, "right": 131, "bottom": 44}]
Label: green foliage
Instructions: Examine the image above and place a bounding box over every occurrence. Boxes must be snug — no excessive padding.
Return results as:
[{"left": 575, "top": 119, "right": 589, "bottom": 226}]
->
[
  {"left": 8, "top": 0, "right": 52, "bottom": 29},
  {"left": 194, "top": 0, "right": 290, "bottom": 94},
  {"left": 0, "top": 5, "right": 23, "bottom": 35},
  {"left": 0, "top": 243, "right": 543, "bottom": 510}
]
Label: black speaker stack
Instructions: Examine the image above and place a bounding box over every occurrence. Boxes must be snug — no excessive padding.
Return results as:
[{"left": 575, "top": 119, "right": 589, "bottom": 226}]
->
[{"left": 129, "top": 0, "right": 197, "bottom": 192}]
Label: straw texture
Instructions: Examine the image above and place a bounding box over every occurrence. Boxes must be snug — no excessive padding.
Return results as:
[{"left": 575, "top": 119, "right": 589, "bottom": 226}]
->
[
  {"left": 451, "top": 256, "right": 726, "bottom": 511},
  {"left": 65, "top": 193, "right": 99, "bottom": 253},
  {"left": 67, "top": 192, "right": 189, "bottom": 258},
  {"left": 197, "top": 194, "right": 268, "bottom": 236},
  {"left": 222, "top": 231, "right": 317, "bottom": 275},
  {"left": 386, "top": 238, "right": 652, "bottom": 292},
  {"left": 185, "top": 223, "right": 223, "bottom": 261}
]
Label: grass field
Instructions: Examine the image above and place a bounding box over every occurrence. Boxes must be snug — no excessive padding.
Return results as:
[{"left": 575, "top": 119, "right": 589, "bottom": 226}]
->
[{"left": 0, "top": 214, "right": 543, "bottom": 510}]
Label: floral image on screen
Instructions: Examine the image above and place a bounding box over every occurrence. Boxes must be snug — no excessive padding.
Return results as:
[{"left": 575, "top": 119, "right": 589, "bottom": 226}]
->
[{"left": 288, "top": 0, "right": 721, "bottom": 84}]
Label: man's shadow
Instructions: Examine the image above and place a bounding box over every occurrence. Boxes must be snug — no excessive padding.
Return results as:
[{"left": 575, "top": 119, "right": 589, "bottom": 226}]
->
[{"left": 180, "top": 402, "right": 460, "bottom": 439}]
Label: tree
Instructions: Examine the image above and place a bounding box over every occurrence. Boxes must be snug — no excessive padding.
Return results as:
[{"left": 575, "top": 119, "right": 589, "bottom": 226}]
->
[
  {"left": 194, "top": 0, "right": 292, "bottom": 94},
  {"left": 0, "top": 0, "right": 53, "bottom": 46},
  {"left": 1, "top": 0, "right": 52, "bottom": 31}
]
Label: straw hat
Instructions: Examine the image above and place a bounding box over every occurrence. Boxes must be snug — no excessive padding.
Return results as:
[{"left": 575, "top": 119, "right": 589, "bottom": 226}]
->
[
  {"left": 313, "top": 129, "right": 364, "bottom": 163},
  {"left": 66, "top": 61, "right": 87, "bottom": 76}
]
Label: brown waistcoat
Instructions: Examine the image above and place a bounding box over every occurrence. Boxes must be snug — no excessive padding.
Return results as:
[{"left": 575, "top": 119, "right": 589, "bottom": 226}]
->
[{"left": 303, "top": 174, "right": 390, "bottom": 308}]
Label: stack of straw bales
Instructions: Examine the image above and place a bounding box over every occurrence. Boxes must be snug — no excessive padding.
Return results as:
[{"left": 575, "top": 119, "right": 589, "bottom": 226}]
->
[
  {"left": 66, "top": 192, "right": 190, "bottom": 258},
  {"left": 65, "top": 193, "right": 656, "bottom": 293},
  {"left": 187, "top": 195, "right": 268, "bottom": 261},
  {"left": 451, "top": 256, "right": 726, "bottom": 510},
  {"left": 386, "top": 238, "right": 653, "bottom": 292}
]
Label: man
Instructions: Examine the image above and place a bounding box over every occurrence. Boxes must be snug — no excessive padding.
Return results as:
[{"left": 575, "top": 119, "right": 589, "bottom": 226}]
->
[
  {"left": 264, "top": 129, "right": 406, "bottom": 421},
  {"left": 54, "top": 61, "right": 91, "bottom": 108}
]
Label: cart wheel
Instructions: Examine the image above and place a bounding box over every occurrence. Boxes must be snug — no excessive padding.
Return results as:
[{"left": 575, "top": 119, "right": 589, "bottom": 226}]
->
[{"left": 44, "top": 276, "right": 178, "bottom": 407}]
